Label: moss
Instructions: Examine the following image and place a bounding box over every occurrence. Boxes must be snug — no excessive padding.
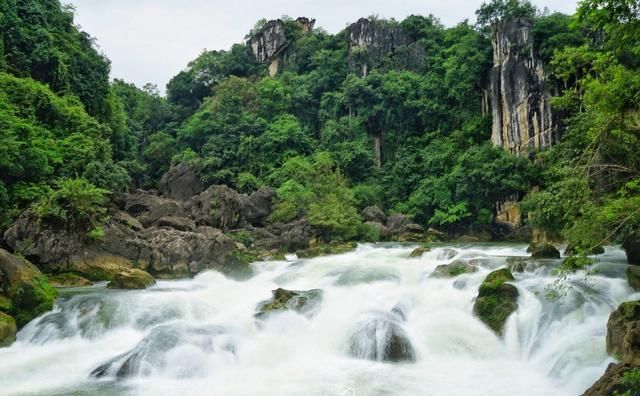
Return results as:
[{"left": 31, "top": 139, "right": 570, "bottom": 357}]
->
[
  {"left": 473, "top": 268, "right": 519, "bottom": 335},
  {"left": 221, "top": 250, "right": 258, "bottom": 280},
  {"left": 48, "top": 273, "right": 93, "bottom": 288},
  {"left": 409, "top": 245, "right": 431, "bottom": 258},
  {"left": 10, "top": 274, "right": 57, "bottom": 328},
  {"left": 430, "top": 260, "right": 478, "bottom": 278},
  {"left": 0, "top": 312, "right": 17, "bottom": 347},
  {"left": 296, "top": 242, "right": 357, "bottom": 259},
  {"left": 0, "top": 295, "right": 12, "bottom": 312},
  {"left": 227, "top": 230, "right": 255, "bottom": 247},
  {"left": 107, "top": 269, "right": 155, "bottom": 289}
]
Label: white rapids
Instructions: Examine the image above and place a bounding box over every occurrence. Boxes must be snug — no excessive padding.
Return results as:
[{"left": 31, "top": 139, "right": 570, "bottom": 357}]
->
[{"left": 0, "top": 243, "right": 636, "bottom": 396}]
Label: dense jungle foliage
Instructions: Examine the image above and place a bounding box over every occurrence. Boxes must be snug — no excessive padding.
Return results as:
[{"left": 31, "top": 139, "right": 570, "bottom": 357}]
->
[{"left": 0, "top": 0, "right": 638, "bottom": 250}]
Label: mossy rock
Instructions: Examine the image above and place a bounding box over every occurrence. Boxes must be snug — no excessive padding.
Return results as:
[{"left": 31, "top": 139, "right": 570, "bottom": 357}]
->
[
  {"left": 473, "top": 268, "right": 519, "bottom": 335},
  {"left": 0, "top": 295, "right": 12, "bottom": 312},
  {"left": 0, "top": 249, "right": 57, "bottom": 328},
  {"left": 48, "top": 273, "right": 93, "bottom": 288},
  {"left": 429, "top": 260, "right": 478, "bottom": 278},
  {"left": 628, "top": 267, "right": 640, "bottom": 291},
  {"left": 506, "top": 257, "right": 528, "bottom": 273},
  {"left": 409, "top": 246, "right": 431, "bottom": 258},
  {"left": 255, "top": 288, "right": 323, "bottom": 319},
  {"left": 529, "top": 243, "right": 560, "bottom": 259},
  {"left": 296, "top": 242, "right": 357, "bottom": 259},
  {"left": 220, "top": 249, "right": 258, "bottom": 280},
  {"left": 0, "top": 312, "right": 17, "bottom": 347},
  {"left": 607, "top": 300, "right": 640, "bottom": 365},
  {"left": 107, "top": 269, "right": 156, "bottom": 290}
]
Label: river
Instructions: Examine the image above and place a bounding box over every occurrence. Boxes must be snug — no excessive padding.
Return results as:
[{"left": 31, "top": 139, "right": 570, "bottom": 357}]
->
[{"left": 0, "top": 243, "right": 635, "bottom": 396}]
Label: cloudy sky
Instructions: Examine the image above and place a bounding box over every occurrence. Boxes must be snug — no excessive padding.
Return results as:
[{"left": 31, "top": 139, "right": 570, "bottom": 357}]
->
[{"left": 66, "top": 0, "right": 577, "bottom": 93}]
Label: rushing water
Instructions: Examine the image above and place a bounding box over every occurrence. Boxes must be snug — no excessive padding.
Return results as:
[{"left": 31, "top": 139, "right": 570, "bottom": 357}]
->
[{"left": 0, "top": 243, "right": 636, "bottom": 396}]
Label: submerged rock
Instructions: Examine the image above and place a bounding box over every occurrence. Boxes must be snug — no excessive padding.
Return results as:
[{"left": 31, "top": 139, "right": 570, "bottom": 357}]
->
[
  {"left": 607, "top": 300, "right": 640, "bottom": 365},
  {"left": 48, "top": 273, "right": 93, "bottom": 288},
  {"left": 437, "top": 248, "right": 458, "bottom": 261},
  {"left": 329, "top": 266, "right": 400, "bottom": 286},
  {"left": 473, "top": 268, "right": 519, "bottom": 335},
  {"left": 429, "top": 260, "right": 478, "bottom": 279},
  {"left": 107, "top": 269, "right": 156, "bottom": 290},
  {"left": 347, "top": 310, "right": 415, "bottom": 362},
  {"left": 90, "top": 323, "right": 233, "bottom": 378},
  {"left": 528, "top": 242, "right": 561, "bottom": 259},
  {"left": 0, "top": 249, "right": 57, "bottom": 328},
  {"left": 0, "top": 312, "right": 17, "bottom": 347},
  {"left": 255, "top": 288, "right": 323, "bottom": 319},
  {"left": 409, "top": 246, "right": 430, "bottom": 258}
]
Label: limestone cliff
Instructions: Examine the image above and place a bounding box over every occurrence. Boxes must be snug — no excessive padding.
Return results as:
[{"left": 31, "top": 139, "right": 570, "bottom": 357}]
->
[
  {"left": 345, "top": 18, "right": 425, "bottom": 77},
  {"left": 489, "top": 18, "right": 557, "bottom": 154},
  {"left": 247, "top": 17, "right": 315, "bottom": 76}
]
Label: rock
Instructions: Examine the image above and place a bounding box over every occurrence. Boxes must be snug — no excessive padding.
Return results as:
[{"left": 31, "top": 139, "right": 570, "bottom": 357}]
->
[
  {"left": 269, "top": 219, "right": 315, "bottom": 251},
  {"left": 255, "top": 288, "right": 323, "bottom": 319},
  {"left": 91, "top": 323, "right": 233, "bottom": 378},
  {"left": 628, "top": 267, "right": 640, "bottom": 291},
  {"left": 48, "top": 273, "right": 93, "bottom": 288},
  {"left": 409, "top": 246, "right": 430, "bottom": 258},
  {"left": 187, "top": 185, "right": 273, "bottom": 230},
  {"left": 107, "top": 269, "right": 156, "bottom": 290},
  {"left": 0, "top": 249, "right": 57, "bottom": 328},
  {"left": 345, "top": 18, "right": 425, "bottom": 77},
  {"left": 386, "top": 214, "right": 410, "bottom": 233},
  {"left": 607, "top": 300, "right": 640, "bottom": 365},
  {"left": 489, "top": 18, "right": 557, "bottom": 154},
  {"left": 347, "top": 310, "right": 415, "bottom": 362},
  {"left": 473, "top": 268, "right": 519, "bottom": 335},
  {"left": 362, "top": 206, "right": 386, "bottom": 224},
  {"left": 437, "top": 248, "right": 458, "bottom": 261},
  {"left": 328, "top": 266, "right": 400, "bottom": 286},
  {"left": 156, "top": 216, "right": 196, "bottom": 232},
  {"left": 124, "top": 192, "right": 184, "bottom": 228},
  {"left": 430, "top": 260, "right": 478, "bottom": 278},
  {"left": 529, "top": 242, "right": 561, "bottom": 259},
  {"left": 565, "top": 244, "right": 605, "bottom": 256},
  {"left": 158, "top": 163, "right": 203, "bottom": 201},
  {"left": 296, "top": 243, "right": 356, "bottom": 259},
  {"left": 506, "top": 257, "right": 529, "bottom": 273},
  {"left": 581, "top": 363, "right": 639, "bottom": 396},
  {"left": 624, "top": 234, "right": 640, "bottom": 265},
  {"left": 111, "top": 211, "right": 144, "bottom": 232},
  {"left": 0, "top": 312, "right": 17, "bottom": 347}
]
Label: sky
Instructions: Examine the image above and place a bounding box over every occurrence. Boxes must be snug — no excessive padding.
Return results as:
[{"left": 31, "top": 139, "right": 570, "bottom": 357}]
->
[{"left": 66, "top": 0, "right": 577, "bottom": 93}]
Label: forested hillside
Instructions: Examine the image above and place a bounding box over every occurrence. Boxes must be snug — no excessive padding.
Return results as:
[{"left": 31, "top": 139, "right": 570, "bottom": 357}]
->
[{"left": 1, "top": 0, "right": 639, "bottom": 263}]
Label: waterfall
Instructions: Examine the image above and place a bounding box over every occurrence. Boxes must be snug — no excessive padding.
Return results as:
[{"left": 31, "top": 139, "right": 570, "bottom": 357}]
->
[{"left": 0, "top": 244, "right": 634, "bottom": 396}]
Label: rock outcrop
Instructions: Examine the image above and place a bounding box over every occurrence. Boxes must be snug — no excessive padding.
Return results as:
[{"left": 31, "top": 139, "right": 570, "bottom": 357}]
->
[
  {"left": 248, "top": 17, "right": 315, "bottom": 76},
  {"left": 48, "top": 273, "right": 92, "bottom": 288},
  {"left": 0, "top": 249, "right": 57, "bottom": 331},
  {"left": 158, "top": 163, "right": 203, "bottom": 201},
  {"left": 107, "top": 269, "right": 156, "bottom": 290},
  {"left": 582, "top": 362, "right": 639, "bottom": 396},
  {"left": 489, "top": 18, "right": 557, "bottom": 155},
  {"left": 0, "top": 312, "right": 17, "bottom": 347},
  {"left": 473, "top": 268, "right": 519, "bottom": 335},
  {"left": 624, "top": 234, "right": 640, "bottom": 266},
  {"left": 345, "top": 18, "right": 425, "bottom": 77},
  {"left": 607, "top": 301, "right": 640, "bottom": 365},
  {"left": 254, "top": 288, "right": 323, "bottom": 319}
]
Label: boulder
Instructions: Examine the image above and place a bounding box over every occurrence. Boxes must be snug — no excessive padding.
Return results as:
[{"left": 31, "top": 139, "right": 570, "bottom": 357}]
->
[
  {"left": 429, "top": 260, "right": 478, "bottom": 279},
  {"left": 158, "top": 163, "right": 203, "bottom": 201},
  {"left": 364, "top": 222, "right": 390, "bottom": 240},
  {"left": 473, "top": 268, "right": 519, "bottom": 335},
  {"left": 48, "top": 273, "right": 93, "bottom": 288},
  {"left": 255, "top": 288, "right": 323, "bottom": 319},
  {"left": 296, "top": 243, "right": 356, "bottom": 259},
  {"left": 187, "top": 185, "right": 273, "bottom": 230},
  {"left": 269, "top": 219, "right": 315, "bottom": 251},
  {"left": 582, "top": 363, "right": 639, "bottom": 396},
  {"left": 362, "top": 206, "right": 386, "bottom": 224},
  {"left": 91, "top": 323, "right": 233, "bottom": 378},
  {"left": 386, "top": 214, "right": 410, "bottom": 233},
  {"left": 107, "top": 269, "right": 156, "bottom": 290},
  {"left": 607, "top": 300, "right": 640, "bottom": 365},
  {"left": 529, "top": 242, "right": 561, "bottom": 259},
  {"left": 437, "top": 248, "right": 458, "bottom": 261},
  {"left": 624, "top": 235, "right": 640, "bottom": 266},
  {"left": 155, "top": 216, "right": 196, "bottom": 232},
  {"left": 347, "top": 310, "right": 415, "bottom": 362},
  {"left": 0, "top": 249, "right": 57, "bottom": 328},
  {"left": 124, "top": 192, "right": 183, "bottom": 228},
  {"left": 409, "top": 246, "right": 430, "bottom": 258},
  {"left": 0, "top": 312, "right": 17, "bottom": 347}
]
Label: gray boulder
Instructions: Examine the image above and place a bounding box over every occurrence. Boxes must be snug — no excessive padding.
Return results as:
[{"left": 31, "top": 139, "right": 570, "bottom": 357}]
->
[
  {"left": 362, "top": 206, "right": 386, "bottom": 224},
  {"left": 158, "top": 163, "right": 203, "bottom": 201}
]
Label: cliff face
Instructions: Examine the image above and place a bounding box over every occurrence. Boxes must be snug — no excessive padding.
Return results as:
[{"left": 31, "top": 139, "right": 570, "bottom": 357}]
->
[
  {"left": 248, "top": 17, "right": 315, "bottom": 76},
  {"left": 489, "top": 18, "right": 557, "bottom": 154},
  {"left": 346, "top": 18, "right": 425, "bottom": 76}
]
